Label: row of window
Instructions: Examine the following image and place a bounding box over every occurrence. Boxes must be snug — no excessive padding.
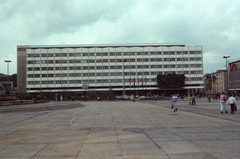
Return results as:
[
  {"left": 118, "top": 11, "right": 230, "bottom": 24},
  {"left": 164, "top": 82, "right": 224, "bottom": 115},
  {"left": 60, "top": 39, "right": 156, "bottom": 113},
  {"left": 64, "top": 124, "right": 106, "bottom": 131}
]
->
[
  {"left": 27, "top": 64, "right": 203, "bottom": 71},
  {"left": 27, "top": 57, "right": 202, "bottom": 64},
  {"left": 27, "top": 51, "right": 202, "bottom": 57},
  {"left": 27, "top": 70, "right": 203, "bottom": 78},
  {"left": 27, "top": 77, "right": 203, "bottom": 85}
]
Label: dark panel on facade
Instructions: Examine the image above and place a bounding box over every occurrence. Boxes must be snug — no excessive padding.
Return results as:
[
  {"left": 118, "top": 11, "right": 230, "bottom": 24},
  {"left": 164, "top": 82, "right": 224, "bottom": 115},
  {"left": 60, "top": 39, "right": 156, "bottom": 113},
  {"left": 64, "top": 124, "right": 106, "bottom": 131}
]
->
[{"left": 157, "top": 74, "right": 185, "bottom": 88}]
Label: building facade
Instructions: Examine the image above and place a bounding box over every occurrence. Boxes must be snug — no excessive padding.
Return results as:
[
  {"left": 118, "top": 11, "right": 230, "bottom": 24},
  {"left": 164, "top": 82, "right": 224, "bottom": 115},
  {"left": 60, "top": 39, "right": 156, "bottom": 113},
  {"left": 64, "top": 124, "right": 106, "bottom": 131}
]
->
[
  {"left": 17, "top": 43, "right": 204, "bottom": 95},
  {"left": 0, "top": 73, "right": 17, "bottom": 90},
  {"left": 211, "top": 70, "right": 227, "bottom": 94},
  {"left": 228, "top": 58, "right": 240, "bottom": 95}
]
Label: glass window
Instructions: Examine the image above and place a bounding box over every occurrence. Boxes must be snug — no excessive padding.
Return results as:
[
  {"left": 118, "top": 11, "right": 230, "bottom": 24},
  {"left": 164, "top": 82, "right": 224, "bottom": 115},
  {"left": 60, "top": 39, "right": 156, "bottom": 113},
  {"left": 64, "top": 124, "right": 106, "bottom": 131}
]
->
[
  {"left": 170, "top": 58, "right": 175, "bottom": 61},
  {"left": 82, "top": 53, "right": 88, "bottom": 56},
  {"left": 34, "top": 54, "right": 40, "bottom": 57},
  {"left": 27, "top": 74, "right": 33, "bottom": 78},
  {"left": 164, "top": 58, "right": 169, "bottom": 61},
  {"left": 55, "top": 53, "right": 61, "bottom": 57},
  {"left": 27, "top": 68, "right": 33, "bottom": 71},
  {"left": 103, "top": 66, "right": 108, "bottom": 69},
  {"left": 89, "top": 66, "right": 95, "bottom": 70},
  {"left": 55, "top": 74, "right": 61, "bottom": 77},
  {"left": 170, "top": 52, "right": 175, "bottom": 55},
  {"left": 177, "top": 64, "right": 182, "bottom": 68},
  {"left": 42, "top": 74, "right": 48, "bottom": 77},
  {"left": 69, "top": 73, "right": 75, "bottom": 77},
  {"left": 150, "top": 58, "right": 156, "bottom": 62},
  {"left": 83, "top": 66, "right": 88, "bottom": 70},
  {"left": 196, "top": 51, "right": 202, "bottom": 54},
  {"left": 191, "top": 77, "right": 196, "bottom": 81},
  {"left": 157, "top": 65, "right": 162, "bottom": 68},
  {"left": 156, "top": 52, "right": 162, "bottom": 55},
  {"left": 97, "top": 66, "right": 102, "bottom": 69},
  {"left": 69, "top": 53, "right": 74, "bottom": 56},
  {"left": 89, "top": 73, "right": 95, "bottom": 76},
  {"left": 137, "top": 59, "right": 142, "bottom": 62},
  {"left": 76, "top": 73, "right": 81, "bottom": 77},
  {"left": 110, "top": 52, "right": 115, "bottom": 56},
  {"left": 110, "top": 59, "right": 115, "bottom": 62},
  {"left": 97, "top": 73, "right": 102, "bottom": 76},
  {"left": 191, "top": 71, "right": 196, "bottom": 74},
  {"left": 143, "top": 52, "right": 148, "bottom": 55},
  {"left": 83, "top": 73, "right": 88, "bottom": 76},
  {"left": 157, "top": 58, "right": 162, "bottom": 61},
  {"left": 150, "top": 52, "right": 155, "bottom": 55},
  {"left": 28, "top": 54, "right": 33, "bottom": 57},
  {"left": 76, "top": 80, "right": 81, "bottom": 83},
  {"left": 177, "top": 51, "right": 182, "bottom": 54},
  {"left": 76, "top": 67, "right": 81, "bottom": 70},
  {"left": 196, "top": 57, "right": 202, "bottom": 61},
  {"left": 103, "top": 73, "right": 109, "bottom": 76},
  {"left": 190, "top": 51, "right": 195, "bottom": 54},
  {"left": 110, "top": 79, "right": 116, "bottom": 83},
  {"left": 62, "top": 80, "right": 68, "bottom": 84},
  {"left": 47, "top": 74, "right": 53, "bottom": 77},
  {"left": 62, "top": 53, "right": 67, "bottom": 57},
  {"left": 69, "top": 80, "right": 75, "bottom": 84},
  {"left": 183, "top": 51, "right": 188, "bottom": 54},
  {"left": 89, "top": 53, "right": 94, "bottom": 56},
  {"left": 102, "top": 59, "right": 108, "bottom": 63},
  {"left": 170, "top": 65, "right": 175, "bottom": 68},
  {"left": 177, "top": 58, "right": 183, "bottom": 61},
  {"left": 151, "top": 65, "right": 156, "bottom": 68},
  {"left": 34, "top": 67, "right": 40, "bottom": 71},
  {"left": 184, "top": 71, "right": 189, "bottom": 74},
  {"left": 48, "top": 67, "right": 54, "bottom": 70},
  {"left": 75, "top": 53, "right": 81, "bottom": 56},
  {"left": 164, "top": 65, "right": 169, "bottom": 68},
  {"left": 183, "top": 64, "right": 189, "bottom": 68},
  {"left": 62, "top": 74, "right": 68, "bottom": 77},
  {"left": 163, "top": 52, "right": 169, "bottom": 55},
  {"left": 190, "top": 64, "right": 196, "bottom": 67},
  {"left": 183, "top": 58, "right": 189, "bottom": 61},
  {"left": 69, "top": 67, "right": 75, "bottom": 70},
  {"left": 137, "top": 52, "right": 142, "bottom": 55},
  {"left": 62, "top": 67, "right": 68, "bottom": 70}
]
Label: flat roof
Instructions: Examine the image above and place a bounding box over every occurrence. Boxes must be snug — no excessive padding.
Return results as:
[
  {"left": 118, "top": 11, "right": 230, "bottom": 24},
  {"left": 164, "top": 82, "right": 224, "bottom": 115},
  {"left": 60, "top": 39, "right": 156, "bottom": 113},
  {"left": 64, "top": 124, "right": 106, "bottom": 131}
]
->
[
  {"left": 18, "top": 43, "right": 187, "bottom": 49},
  {"left": 229, "top": 58, "right": 240, "bottom": 64}
]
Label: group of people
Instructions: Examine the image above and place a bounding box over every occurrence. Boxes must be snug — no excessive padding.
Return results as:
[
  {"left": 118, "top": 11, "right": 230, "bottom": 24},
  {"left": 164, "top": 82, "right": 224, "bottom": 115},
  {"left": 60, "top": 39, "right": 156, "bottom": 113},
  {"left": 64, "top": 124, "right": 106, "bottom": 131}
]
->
[
  {"left": 219, "top": 92, "right": 237, "bottom": 114},
  {"left": 187, "top": 94, "right": 196, "bottom": 105},
  {"left": 55, "top": 93, "right": 63, "bottom": 101},
  {"left": 171, "top": 92, "right": 237, "bottom": 114}
]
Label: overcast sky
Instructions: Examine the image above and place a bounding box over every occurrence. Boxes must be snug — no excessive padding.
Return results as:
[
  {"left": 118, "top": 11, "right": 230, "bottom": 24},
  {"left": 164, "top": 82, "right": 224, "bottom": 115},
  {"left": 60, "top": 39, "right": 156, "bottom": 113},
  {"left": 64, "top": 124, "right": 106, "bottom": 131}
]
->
[{"left": 0, "top": 0, "right": 239, "bottom": 75}]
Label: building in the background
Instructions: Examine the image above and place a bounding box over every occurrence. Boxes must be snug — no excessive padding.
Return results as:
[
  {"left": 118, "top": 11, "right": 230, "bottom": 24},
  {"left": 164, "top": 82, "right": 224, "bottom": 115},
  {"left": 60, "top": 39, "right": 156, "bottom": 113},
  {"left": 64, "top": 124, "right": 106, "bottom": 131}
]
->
[
  {"left": 0, "top": 73, "right": 17, "bottom": 90},
  {"left": 17, "top": 43, "right": 204, "bottom": 95},
  {"left": 211, "top": 70, "right": 227, "bottom": 94},
  {"left": 228, "top": 58, "right": 240, "bottom": 95},
  {"left": 204, "top": 73, "right": 212, "bottom": 94}
]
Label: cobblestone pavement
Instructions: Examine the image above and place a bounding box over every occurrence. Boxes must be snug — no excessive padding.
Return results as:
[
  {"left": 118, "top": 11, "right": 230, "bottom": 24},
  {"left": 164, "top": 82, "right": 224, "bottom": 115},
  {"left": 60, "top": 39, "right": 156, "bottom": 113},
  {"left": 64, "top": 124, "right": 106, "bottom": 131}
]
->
[{"left": 0, "top": 98, "right": 239, "bottom": 158}]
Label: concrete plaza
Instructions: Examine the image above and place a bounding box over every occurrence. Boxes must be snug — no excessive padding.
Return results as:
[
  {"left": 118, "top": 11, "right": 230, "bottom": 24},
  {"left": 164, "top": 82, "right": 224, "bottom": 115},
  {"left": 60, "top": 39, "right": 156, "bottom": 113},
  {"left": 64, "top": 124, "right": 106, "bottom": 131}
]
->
[{"left": 0, "top": 98, "right": 239, "bottom": 158}]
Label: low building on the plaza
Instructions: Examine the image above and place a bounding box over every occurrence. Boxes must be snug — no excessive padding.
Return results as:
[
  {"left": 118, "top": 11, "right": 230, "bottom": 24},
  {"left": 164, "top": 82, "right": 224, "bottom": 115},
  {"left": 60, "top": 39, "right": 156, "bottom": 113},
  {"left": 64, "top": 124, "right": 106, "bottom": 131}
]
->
[{"left": 17, "top": 43, "right": 204, "bottom": 96}]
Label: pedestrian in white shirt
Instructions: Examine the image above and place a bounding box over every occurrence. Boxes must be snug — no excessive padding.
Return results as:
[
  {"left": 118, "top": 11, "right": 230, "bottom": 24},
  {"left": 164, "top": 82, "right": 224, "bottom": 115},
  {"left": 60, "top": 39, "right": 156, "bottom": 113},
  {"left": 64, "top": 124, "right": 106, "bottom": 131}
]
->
[{"left": 227, "top": 94, "right": 237, "bottom": 114}]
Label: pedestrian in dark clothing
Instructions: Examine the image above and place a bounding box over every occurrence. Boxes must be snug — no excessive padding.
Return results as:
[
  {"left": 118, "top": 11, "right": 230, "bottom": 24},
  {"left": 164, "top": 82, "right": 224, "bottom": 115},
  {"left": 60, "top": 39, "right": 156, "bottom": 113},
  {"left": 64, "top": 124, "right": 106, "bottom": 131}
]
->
[
  {"left": 192, "top": 95, "right": 196, "bottom": 105},
  {"left": 227, "top": 94, "right": 237, "bottom": 114}
]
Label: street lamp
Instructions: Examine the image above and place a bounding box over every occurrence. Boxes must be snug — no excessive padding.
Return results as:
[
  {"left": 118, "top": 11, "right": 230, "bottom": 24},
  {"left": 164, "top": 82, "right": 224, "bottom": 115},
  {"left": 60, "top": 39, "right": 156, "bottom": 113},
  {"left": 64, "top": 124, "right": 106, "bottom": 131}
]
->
[
  {"left": 223, "top": 56, "right": 230, "bottom": 97},
  {"left": 4, "top": 60, "right": 11, "bottom": 90}
]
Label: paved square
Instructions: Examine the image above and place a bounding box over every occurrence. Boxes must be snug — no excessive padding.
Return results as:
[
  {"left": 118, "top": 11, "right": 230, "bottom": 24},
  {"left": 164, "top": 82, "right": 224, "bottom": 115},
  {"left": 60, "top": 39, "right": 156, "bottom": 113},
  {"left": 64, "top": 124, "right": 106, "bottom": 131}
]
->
[{"left": 0, "top": 98, "right": 239, "bottom": 158}]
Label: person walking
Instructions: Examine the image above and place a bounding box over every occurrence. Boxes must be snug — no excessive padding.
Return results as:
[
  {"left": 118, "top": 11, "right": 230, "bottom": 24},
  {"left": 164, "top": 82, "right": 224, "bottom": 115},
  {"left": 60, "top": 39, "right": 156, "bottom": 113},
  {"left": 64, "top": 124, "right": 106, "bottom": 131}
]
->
[
  {"left": 227, "top": 94, "right": 237, "bottom": 114},
  {"left": 207, "top": 94, "right": 211, "bottom": 102},
  {"left": 187, "top": 94, "right": 191, "bottom": 105},
  {"left": 172, "top": 94, "right": 178, "bottom": 112},
  {"left": 220, "top": 92, "right": 228, "bottom": 114},
  {"left": 133, "top": 95, "right": 136, "bottom": 103},
  {"left": 192, "top": 94, "right": 196, "bottom": 105}
]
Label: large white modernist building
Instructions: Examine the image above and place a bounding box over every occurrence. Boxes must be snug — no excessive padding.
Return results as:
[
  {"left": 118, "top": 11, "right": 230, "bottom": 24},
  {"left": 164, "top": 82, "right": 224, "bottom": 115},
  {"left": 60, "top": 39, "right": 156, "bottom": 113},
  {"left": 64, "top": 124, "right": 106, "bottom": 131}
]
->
[{"left": 17, "top": 43, "right": 204, "bottom": 95}]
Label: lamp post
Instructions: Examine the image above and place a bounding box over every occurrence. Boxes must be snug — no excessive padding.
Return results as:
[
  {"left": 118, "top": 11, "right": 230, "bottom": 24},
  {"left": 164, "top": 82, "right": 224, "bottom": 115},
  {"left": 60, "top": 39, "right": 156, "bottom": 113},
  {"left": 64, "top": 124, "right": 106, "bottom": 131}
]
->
[
  {"left": 4, "top": 60, "right": 11, "bottom": 90},
  {"left": 223, "top": 56, "right": 230, "bottom": 97}
]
